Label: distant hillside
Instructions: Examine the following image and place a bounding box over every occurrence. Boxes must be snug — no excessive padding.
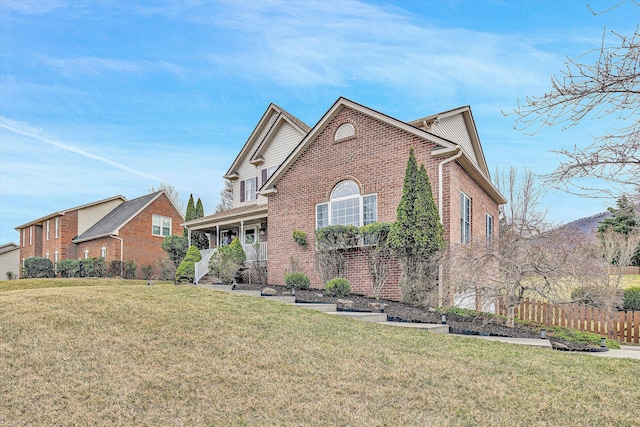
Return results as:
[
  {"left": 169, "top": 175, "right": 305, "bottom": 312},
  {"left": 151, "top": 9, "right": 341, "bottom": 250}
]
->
[{"left": 564, "top": 210, "right": 612, "bottom": 237}]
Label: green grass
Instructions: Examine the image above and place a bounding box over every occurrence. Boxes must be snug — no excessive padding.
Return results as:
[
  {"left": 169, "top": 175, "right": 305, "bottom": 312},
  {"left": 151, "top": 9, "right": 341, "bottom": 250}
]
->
[
  {"left": 622, "top": 274, "right": 640, "bottom": 289},
  {"left": 1, "top": 279, "right": 639, "bottom": 426}
]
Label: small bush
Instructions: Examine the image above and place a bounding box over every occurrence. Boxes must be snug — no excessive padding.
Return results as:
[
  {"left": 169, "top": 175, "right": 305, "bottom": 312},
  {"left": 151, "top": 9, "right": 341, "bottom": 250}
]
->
[
  {"left": 107, "top": 260, "right": 123, "bottom": 277},
  {"left": 209, "top": 239, "right": 246, "bottom": 284},
  {"left": 292, "top": 230, "right": 307, "bottom": 248},
  {"left": 23, "top": 257, "right": 54, "bottom": 279},
  {"left": 623, "top": 287, "right": 640, "bottom": 311},
  {"left": 141, "top": 265, "right": 154, "bottom": 280},
  {"left": 325, "top": 278, "right": 351, "bottom": 297},
  {"left": 124, "top": 260, "right": 137, "bottom": 279},
  {"left": 285, "top": 272, "right": 310, "bottom": 290},
  {"left": 57, "top": 259, "right": 79, "bottom": 278},
  {"left": 6, "top": 271, "right": 15, "bottom": 280},
  {"left": 175, "top": 246, "right": 202, "bottom": 284}
]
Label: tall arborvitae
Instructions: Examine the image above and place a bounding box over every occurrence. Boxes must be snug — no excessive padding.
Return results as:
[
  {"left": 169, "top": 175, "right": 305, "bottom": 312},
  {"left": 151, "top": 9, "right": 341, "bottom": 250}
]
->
[
  {"left": 388, "top": 148, "right": 445, "bottom": 304},
  {"left": 192, "top": 198, "right": 209, "bottom": 250},
  {"left": 184, "top": 194, "right": 196, "bottom": 237}
]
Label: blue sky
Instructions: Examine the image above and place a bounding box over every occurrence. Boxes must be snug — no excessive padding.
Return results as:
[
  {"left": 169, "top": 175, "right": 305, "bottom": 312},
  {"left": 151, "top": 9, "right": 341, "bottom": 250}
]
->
[{"left": 0, "top": 0, "right": 637, "bottom": 244}]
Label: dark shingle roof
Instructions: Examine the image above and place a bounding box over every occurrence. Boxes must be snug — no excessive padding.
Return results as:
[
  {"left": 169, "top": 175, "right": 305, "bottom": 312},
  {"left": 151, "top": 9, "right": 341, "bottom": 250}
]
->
[{"left": 73, "top": 192, "right": 162, "bottom": 243}]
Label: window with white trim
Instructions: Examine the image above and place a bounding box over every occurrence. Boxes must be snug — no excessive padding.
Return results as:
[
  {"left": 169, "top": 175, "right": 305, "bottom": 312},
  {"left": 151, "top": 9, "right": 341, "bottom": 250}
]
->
[
  {"left": 101, "top": 247, "right": 107, "bottom": 258},
  {"left": 240, "top": 177, "right": 258, "bottom": 202},
  {"left": 46, "top": 252, "right": 49, "bottom": 259},
  {"left": 29, "top": 226, "right": 32, "bottom": 246},
  {"left": 22, "top": 229, "right": 26, "bottom": 247},
  {"left": 152, "top": 214, "right": 172, "bottom": 236},
  {"left": 84, "top": 249, "right": 89, "bottom": 259},
  {"left": 54, "top": 251, "right": 59, "bottom": 273},
  {"left": 316, "top": 180, "right": 377, "bottom": 229},
  {"left": 486, "top": 213, "right": 493, "bottom": 247},
  {"left": 46, "top": 220, "right": 50, "bottom": 241},
  {"left": 55, "top": 217, "right": 59, "bottom": 238},
  {"left": 261, "top": 165, "right": 279, "bottom": 186},
  {"left": 461, "top": 192, "right": 471, "bottom": 244}
]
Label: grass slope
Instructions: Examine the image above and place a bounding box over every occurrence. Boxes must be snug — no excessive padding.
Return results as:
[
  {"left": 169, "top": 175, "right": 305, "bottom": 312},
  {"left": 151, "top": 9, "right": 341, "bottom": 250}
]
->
[{"left": 1, "top": 280, "right": 638, "bottom": 426}]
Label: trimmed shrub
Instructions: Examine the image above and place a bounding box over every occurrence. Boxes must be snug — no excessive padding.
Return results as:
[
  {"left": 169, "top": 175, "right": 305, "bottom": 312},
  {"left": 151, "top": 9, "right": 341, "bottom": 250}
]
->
[
  {"left": 623, "top": 287, "right": 640, "bottom": 311},
  {"left": 107, "top": 260, "right": 123, "bottom": 277},
  {"left": 58, "top": 259, "right": 79, "bottom": 278},
  {"left": 325, "top": 278, "right": 351, "bottom": 297},
  {"left": 284, "top": 272, "right": 310, "bottom": 290},
  {"left": 23, "top": 257, "right": 54, "bottom": 278},
  {"left": 79, "top": 257, "right": 106, "bottom": 278},
  {"left": 175, "top": 245, "right": 202, "bottom": 284},
  {"left": 209, "top": 238, "right": 246, "bottom": 284},
  {"left": 124, "top": 260, "right": 137, "bottom": 279},
  {"left": 141, "top": 265, "right": 154, "bottom": 280}
]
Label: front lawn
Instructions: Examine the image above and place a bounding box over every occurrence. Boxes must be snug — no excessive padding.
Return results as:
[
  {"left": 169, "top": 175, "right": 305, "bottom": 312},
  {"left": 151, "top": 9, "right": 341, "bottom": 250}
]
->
[{"left": 1, "top": 280, "right": 638, "bottom": 425}]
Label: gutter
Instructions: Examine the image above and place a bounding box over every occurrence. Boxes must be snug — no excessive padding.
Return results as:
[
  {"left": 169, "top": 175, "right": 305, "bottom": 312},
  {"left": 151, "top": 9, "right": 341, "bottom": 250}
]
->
[{"left": 110, "top": 234, "right": 124, "bottom": 276}]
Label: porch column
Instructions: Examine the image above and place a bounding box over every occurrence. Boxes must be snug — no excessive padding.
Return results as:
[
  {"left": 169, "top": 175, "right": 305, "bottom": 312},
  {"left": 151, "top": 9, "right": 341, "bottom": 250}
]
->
[
  {"left": 188, "top": 228, "right": 192, "bottom": 247},
  {"left": 240, "top": 221, "right": 244, "bottom": 245}
]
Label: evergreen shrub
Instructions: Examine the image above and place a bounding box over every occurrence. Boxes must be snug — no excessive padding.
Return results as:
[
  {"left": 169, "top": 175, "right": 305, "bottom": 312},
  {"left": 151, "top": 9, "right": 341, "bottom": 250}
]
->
[
  {"left": 325, "top": 278, "right": 351, "bottom": 297},
  {"left": 284, "top": 272, "right": 310, "bottom": 290},
  {"left": 23, "top": 257, "right": 54, "bottom": 278}
]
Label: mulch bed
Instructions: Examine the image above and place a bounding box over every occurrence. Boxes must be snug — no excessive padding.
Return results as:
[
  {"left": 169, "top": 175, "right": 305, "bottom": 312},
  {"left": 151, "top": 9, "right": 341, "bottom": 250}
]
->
[{"left": 233, "top": 282, "right": 605, "bottom": 352}]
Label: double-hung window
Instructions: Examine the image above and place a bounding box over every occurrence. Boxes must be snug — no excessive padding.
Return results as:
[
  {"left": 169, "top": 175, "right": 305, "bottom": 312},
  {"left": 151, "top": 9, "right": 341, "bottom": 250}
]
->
[
  {"left": 486, "top": 213, "right": 493, "bottom": 248},
  {"left": 316, "top": 180, "right": 377, "bottom": 229},
  {"left": 46, "top": 220, "right": 50, "bottom": 241},
  {"left": 261, "top": 165, "right": 279, "bottom": 186},
  {"left": 240, "top": 177, "right": 258, "bottom": 202},
  {"left": 461, "top": 192, "right": 471, "bottom": 244},
  {"left": 55, "top": 217, "right": 59, "bottom": 238},
  {"left": 152, "top": 214, "right": 172, "bottom": 237}
]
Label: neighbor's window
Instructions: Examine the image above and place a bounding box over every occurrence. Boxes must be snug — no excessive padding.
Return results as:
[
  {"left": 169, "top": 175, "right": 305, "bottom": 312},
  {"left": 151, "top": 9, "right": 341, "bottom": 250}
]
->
[
  {"left": 22, "top": 229, "right": 26, "bottom": 247},
  {"left": 55, "top": 217, "right": 59, "bottom": 238},
  {"left": 461, "top": 192, "right": 471, "bottom": 244},
  {"left": 316, "top": 180, "right": 377, "bottom": 229},
  {"left": 54, "top": 251, "right": 59, "bottom": 273},
  {"left": 29, "top": 226, "right": 33, "bottom": 246},
  {"left": 46, "top": 220, "right": 50, "bottom": 241},
  {"left": 101, "top": 247, "right": 107, "bottom": 258},
  {"left": 84, "top": 249, "right": 89, "bottom": 259},
  {"left": 152, "top": 214, "right": 172, "bottom": 237}
]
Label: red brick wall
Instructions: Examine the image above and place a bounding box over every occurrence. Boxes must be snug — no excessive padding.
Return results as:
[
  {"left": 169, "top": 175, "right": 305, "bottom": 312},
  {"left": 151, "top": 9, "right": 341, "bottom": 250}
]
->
[{"left": 267, "top": 106, "right": 500, "bottom": 301}]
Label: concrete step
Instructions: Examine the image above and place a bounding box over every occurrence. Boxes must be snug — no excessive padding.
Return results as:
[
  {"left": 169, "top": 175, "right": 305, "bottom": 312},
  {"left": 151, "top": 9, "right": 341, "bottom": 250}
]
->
[
  {"left": 328, "top": 311, "right": 388, "bottom": 323},
  {"left": 381, "top": 321, "right": 450, "bottom": 334},
  {"left": 263, "top": 295, "right": 296, "bottom": 303},
  {"left": 290, "top": 303, "right": 338, "bottom": 312},
  {"left": 198, "top": 284, "right": 233, "bottom": 291},
  {"left": 229, "top": 290, "right": 263, "bottom": 297}
]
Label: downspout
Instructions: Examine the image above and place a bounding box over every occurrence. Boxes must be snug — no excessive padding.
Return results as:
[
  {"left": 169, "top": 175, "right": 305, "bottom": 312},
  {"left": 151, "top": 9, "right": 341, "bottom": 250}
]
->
[
  {"left": 110, "top": 234, "right": 124, "bottom": 277},
  {"left": 437, "top": 147, "right": 463, "bottom": 307}
]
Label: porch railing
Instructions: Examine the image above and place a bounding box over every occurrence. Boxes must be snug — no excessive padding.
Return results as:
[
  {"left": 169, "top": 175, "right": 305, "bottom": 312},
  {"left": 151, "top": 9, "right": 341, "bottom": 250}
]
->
[
  {"left": 194, "top": 248, "right": 216, "bottom": 284},
  {"left": 243, "top": 242, "right": 268, "bottom": 262}
]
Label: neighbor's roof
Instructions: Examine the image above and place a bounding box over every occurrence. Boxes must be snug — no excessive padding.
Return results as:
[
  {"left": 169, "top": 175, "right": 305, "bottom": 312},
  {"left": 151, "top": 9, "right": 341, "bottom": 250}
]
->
[
  {"left": 0, "top": 242, "right": 19, "bottom": 255},
  {"left": 73, "top": 191, "right": 183, "bottom": 243},
  {"left": 15, "top": 195, "right": 126, "bottom": 230}
]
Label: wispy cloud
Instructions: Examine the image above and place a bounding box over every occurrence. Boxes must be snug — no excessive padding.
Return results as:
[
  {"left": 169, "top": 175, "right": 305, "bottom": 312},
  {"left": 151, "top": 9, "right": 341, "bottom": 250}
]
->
[
  {"left": 39, "top": 56, "right": 185, "bottom": 78},
  {"left": 0, "top": 117, "right": 162, "bottom": 182}
]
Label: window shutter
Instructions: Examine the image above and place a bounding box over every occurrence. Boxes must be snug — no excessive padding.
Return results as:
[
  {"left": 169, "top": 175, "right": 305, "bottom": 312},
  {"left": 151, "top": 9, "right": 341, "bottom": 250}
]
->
[
  {"left": 240, "top": 180, "right": 245, "bottom": 203},
  {"left": 261, "top": 168, "right": 268, "bottom": 186}
]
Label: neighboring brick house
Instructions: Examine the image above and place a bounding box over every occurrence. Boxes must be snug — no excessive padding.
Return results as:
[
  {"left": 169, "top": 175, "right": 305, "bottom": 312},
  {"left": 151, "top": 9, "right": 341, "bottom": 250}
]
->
[
  {"left": 72, "top": 191, "right": 184, "bottom": 278},
  {"left": 15, "top": 195, "right": 126, "bottom": 277},
  {"left": 186, "top": 97, "right": 505, "bottom": 304}
]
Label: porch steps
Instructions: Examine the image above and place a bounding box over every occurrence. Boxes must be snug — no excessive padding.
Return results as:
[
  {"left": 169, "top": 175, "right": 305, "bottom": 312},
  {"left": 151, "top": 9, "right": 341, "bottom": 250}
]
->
[
  {"left": 327, "top": 311, "right": 388, "bottom": 323},
  {"left": 290, "top": 303, "right": 338, "bottom": 312}
]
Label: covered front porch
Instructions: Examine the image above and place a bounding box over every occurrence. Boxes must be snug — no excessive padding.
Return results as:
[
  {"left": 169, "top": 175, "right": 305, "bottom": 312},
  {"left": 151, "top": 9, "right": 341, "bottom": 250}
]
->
[{"left": 182, "top": 204, "right": 269, "bottom": 284}]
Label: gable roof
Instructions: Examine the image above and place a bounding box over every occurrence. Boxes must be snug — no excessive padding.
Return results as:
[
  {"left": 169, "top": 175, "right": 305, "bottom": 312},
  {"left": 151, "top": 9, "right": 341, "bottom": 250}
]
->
[
  {"left": 408, "top": 106, "right": 490, "bottom": 178},
  {"left": 260, "top": 97, "right": 504, "bottom": 204},
  {"left": 15, "top": 195, "right": 126, "bottom": 230},
  {"left": 73, "top": 191, "right": 183, "bottom": 243},
  {"left": 224, "top": 103, "right": 310, "bottom": 178}
]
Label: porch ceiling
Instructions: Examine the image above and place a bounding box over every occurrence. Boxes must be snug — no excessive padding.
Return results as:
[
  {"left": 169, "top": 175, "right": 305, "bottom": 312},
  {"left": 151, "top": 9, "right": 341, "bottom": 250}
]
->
[{"left": 183, "top": 204, "right": 268, "bottom": 232}]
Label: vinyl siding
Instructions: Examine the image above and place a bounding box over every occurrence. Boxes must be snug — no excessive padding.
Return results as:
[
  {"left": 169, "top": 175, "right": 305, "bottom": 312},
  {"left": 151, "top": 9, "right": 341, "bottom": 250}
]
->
[{"left": 430, "top": 114, "right": 478, "bottom": 169}]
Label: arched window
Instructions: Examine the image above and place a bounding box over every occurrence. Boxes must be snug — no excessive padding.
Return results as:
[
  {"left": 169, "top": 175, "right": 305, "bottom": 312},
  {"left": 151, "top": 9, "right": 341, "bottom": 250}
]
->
[
  {"left": 316, "top": 180, "right": 377, "bottom": 228},
  {"left": 335, "top": 122, "right": 355, "bottom": 141},
  {"left": 84, "top": 249, "right": 89, "bottom": 259},
  {"left": 101, "top": 247, "right": 107, "bottom": 258}
]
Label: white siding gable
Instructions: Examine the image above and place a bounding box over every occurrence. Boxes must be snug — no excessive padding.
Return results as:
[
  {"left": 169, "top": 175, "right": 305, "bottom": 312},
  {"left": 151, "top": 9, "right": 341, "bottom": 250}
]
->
[{"left": 429, "top": 114, "right": 479, "bottom": 169}]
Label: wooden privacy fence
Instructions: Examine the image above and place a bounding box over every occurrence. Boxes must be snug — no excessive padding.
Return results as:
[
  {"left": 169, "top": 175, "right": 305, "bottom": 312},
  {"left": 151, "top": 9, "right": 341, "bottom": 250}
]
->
[{"left": 497, "top": 298, "right": 640, "bottom": 344}]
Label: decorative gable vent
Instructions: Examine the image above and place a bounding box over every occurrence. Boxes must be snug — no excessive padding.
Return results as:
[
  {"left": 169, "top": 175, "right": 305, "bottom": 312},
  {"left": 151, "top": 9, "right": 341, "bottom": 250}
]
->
[{"left": 335, "top": 122, "right": 355, "bottom": 142}]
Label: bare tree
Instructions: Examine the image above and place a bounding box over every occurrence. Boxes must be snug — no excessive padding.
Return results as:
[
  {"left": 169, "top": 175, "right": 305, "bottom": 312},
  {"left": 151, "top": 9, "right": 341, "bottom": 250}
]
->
[
  {"left": 215, "top": 179, "right": 234, "bottom": 213},
  {"left": 508, "top": 3, "right": 640, "bottom": 197},
  {"left": 149, "top": 181, "right": 185, "bottom": 214}
]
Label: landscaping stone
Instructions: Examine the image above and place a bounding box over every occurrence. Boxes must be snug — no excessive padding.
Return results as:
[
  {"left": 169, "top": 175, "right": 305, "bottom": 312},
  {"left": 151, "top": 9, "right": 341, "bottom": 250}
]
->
[
  {"left": 369, "top": 302, "right": 388, "bottom": 313},
  {"left": 261, "top": 287, "right": 277, "bottom": 296},
  {"left": 336, "top": 299, "right": 354, "bottom": 309}
]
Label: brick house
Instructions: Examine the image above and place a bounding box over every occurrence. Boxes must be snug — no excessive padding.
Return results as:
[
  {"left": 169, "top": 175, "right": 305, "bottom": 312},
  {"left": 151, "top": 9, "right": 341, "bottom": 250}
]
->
[
  {"left": 72, "top": 191, "right": 184, "bottom": 278},
  {"left": 15, "top": 191, "right": 183, "bottom": 279},
  {"left": 15, "top": 195, "right": 126, "bottom": 277},
  {"left": 186, "top": 98, "right": 505, "bottom": 303}
]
